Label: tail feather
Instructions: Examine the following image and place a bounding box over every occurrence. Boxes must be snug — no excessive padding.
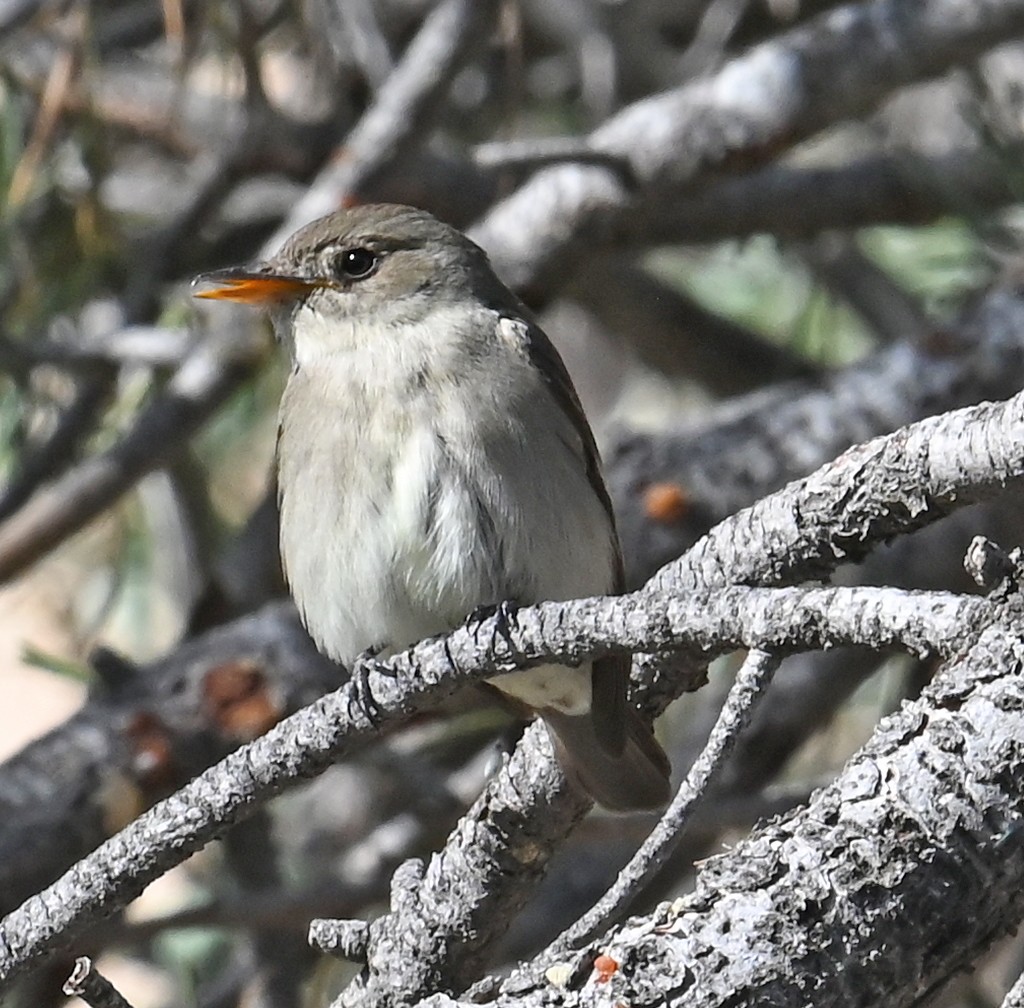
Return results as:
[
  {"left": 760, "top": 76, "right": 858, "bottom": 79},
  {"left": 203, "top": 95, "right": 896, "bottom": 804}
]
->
[{"left": 543, "top": 707, "right": 671, "bottom": 812}]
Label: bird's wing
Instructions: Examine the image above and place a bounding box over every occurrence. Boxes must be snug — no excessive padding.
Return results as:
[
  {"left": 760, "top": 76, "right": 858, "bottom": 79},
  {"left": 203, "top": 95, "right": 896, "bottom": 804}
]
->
[{"left": 500, "top": 312, "right": 629, "bottom": 755}]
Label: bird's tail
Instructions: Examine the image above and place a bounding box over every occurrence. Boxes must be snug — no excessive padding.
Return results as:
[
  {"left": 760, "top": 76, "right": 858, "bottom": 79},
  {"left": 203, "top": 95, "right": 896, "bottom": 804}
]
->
[{"left": 543, "top": 706, "right": 671, "bottom": 812}]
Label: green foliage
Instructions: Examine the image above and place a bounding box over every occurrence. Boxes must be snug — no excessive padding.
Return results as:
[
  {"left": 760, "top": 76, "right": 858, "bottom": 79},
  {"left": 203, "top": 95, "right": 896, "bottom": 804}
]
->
[{"left": 860, "top": 220, "right": 990, "bottom": 315}]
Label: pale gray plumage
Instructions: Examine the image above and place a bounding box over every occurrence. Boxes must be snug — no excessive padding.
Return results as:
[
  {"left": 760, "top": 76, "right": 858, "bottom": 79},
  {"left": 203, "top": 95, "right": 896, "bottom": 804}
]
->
[{"left": 196, "top": 204, "right": 670, "bottom": 811}]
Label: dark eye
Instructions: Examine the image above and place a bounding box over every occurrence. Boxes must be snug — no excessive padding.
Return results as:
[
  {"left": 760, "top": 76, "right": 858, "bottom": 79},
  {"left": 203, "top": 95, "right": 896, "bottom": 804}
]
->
[{"left": 336, "top": 247, "right": 378, "bottom": 280}]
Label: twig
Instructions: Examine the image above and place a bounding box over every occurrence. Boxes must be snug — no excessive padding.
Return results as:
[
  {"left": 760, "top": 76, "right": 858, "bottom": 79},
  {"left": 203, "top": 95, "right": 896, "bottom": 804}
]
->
[
  {"left": 611, "top": 287, "right": 1024, "bottom": 587},
  {"left": 114, "top": 880, "right": 378, "bottom": 940},
  {"left": 677, "top": 0, "right": 751, "bottom": 79},
  {"left": 4, "top": 378, "right": 1024, "bottom": 988},
  {"left": 268, "top": 0, "right": 501, "bottom": 249},
  {"left": 324, "top": 0, "right": 394, "bottom": 90},
  {"left": 0, "top": 603, "right": 338, "bottom": 917},
  {"left": 799, "top": 233, "right": 932, "bottom": 346},
  {"left": 543, "top": 650, "right": 782, "bottom": 959},
  {"left": 472, "top": 136, "right": 627, "bottom": 174},
  {"left": 615, "top": 144, "right": 1015, "bottom": 248},
  {"left": 26, "top": 325, "right": 194, "bottom": 370},
  {"left": 7, "top": 7, "right": 84, "bottom": 208},
  {"left": 472, "top": 0, "right": 1024, "bottom": 296},
  {"left": 642, "top": 382, "right": 1024, "bottom": 610},
  {"left": 0, "top": 337, "right": 260, "bottom": 584},
  {"left": 122, "top": 148, "right": 243, "bottom": 320},
  {"left": 62, "top": 957, "right": 134, "bottom": 1008},
  {"left": 0, "top": 369, "right": 114, "bottom": 523},
  {"left": 474, "top": 597, "right": 1024, "bottom": 1007},
  {"left": 573, "top": 259, "right": 817, "bottom": 394}
]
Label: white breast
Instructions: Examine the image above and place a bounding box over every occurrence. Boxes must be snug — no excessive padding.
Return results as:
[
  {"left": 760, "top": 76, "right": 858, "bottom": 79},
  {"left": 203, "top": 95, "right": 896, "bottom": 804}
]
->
[{"left": 276, "top": 304, "right": 617, "bottom": 706}]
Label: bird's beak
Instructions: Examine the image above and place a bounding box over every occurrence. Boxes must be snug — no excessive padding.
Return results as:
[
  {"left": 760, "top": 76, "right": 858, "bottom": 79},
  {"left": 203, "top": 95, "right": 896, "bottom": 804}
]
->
[{"left": 192, "top": 268, "right": 318, "bottom": 305}]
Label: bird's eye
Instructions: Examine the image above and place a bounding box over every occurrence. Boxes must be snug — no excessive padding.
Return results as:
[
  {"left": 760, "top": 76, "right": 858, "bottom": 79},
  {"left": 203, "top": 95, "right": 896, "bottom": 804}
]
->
[{"left": 335, "top": 247, "right": 378, "bottom": 280}]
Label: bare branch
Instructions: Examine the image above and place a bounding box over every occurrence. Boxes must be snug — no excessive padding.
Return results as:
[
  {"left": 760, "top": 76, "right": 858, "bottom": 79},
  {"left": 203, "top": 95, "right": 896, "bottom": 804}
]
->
[
  {"left": 2, "top": 372, "right": 1023, "bottom": 991},
  {"left": 0, "top": 336, "right": 260, "bottom": 584},
  {"left": 613, "top": 287, "right": 1024, "bottom": 587},
  {"left": 0, "top": 371, "right": 114, "bottom": 523},
  {"left": 543, "top": 650, "right": 783, "bottom": 959},
  {"left": 1001, "top": 963, "right": 1024, "bottom": 1008},
  {"left": 472, "top": 0, "right": 1024, "bottom": 296},
  {"left": 269, "top": 0, "right": 502, "bottom": 248},
  {"left": 639, "top": 147, "right": 1015, "bottom": 245},
  {"left": 457, "top": 599, "right": 1024, "bottom": 1008},
  {"left": 799, "top": 233, "right": 933, "bottom": 345},
  {"left": 0, "top": 603, "right": 337, "bottom": 917}
]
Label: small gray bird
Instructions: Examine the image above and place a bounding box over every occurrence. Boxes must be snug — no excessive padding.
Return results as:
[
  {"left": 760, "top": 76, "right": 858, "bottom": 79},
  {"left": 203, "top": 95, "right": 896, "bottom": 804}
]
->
[{"left": 195, "top": 203, "right": 670, "bottom": 811}]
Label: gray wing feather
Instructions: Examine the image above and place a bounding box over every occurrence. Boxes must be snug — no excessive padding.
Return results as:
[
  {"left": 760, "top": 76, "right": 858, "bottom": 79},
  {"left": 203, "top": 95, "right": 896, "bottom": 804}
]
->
[{"left": 502, "top": 311, "right": 629, "bottom": 755}]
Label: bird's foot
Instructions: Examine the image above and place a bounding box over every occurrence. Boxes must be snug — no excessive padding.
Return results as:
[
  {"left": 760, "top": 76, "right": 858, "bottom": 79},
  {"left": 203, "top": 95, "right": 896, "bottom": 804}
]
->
[
  {"left": 349, "top": 643, "right": 387, "bottom": 727},
  {"left": 467, "top": 600, "right": 520, "bottom": 652}
]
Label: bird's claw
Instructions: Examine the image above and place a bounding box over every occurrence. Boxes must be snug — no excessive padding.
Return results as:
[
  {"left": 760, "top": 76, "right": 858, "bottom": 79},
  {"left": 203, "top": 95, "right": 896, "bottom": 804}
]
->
[
  {"left": 350, "top": 643, "right": 387, "bottom": 727},
  {"left": 467, "top": 600, "right": 520, "bottom": 652}
]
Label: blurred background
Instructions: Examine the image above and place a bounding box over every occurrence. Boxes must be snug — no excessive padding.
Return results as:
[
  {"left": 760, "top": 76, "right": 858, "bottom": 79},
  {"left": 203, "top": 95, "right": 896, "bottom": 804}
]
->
[{"left": 1, "top": 1, "right": 1024, "bottom": 1006}]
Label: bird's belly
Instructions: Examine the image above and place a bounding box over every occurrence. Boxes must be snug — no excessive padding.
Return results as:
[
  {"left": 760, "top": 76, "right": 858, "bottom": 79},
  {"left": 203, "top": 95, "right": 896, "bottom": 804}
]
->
[
  {"left": 279, "top": 420, "right": 503, "bottom": 665},
  {"left": 277, "top": 367, "right": 614, "bottom": 720}
]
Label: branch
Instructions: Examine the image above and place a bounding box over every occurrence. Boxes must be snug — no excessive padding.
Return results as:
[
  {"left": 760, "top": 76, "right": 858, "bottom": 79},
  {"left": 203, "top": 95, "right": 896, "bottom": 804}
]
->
[
  {"left": 643, "top": 380, "right": 1024, "bottom": 613},
  {"left": 268, "top": 0, "right": 501, "bottom": 248},
  {"left": 0, "top": 603, "right": 337, "bottom": 917},
  {"left": 0, "top": 335, "right": 261, "bottom": 584},
  {"left": 454, "top": 598, "right": 1024, "bottom": 1008},
  {"left": 62, "top": 957, "right": 134, "bottom": 1008},
  {"left": 0, "top": 573, "right": 989, "bottom": 991},
  {"left": 638, "top": 146, "right": 1015, "bottom": 245},
  {"left": 471, "top": 0, "right": 1024, "bottom": 297},
  {"left": 1001, "top": 964, "right": 1024, "bottom": 1008},
  {"left": 0, "top": 370, "right": 114, "bottom": 524},
  {"left": 799, "top": 232, "right": 932, "bottom": 345},
  {"left": 542, "top": 650, "right": 783, "bottom": 960},
  {"left": 611, "top": 287, "right": 1024, "bottom": 587},
  {"left": 572, "top": 260, "right": 818, "bottom": 395},
  {"left": 3, "top": 379, "right": 1024, "bottom": 992}
]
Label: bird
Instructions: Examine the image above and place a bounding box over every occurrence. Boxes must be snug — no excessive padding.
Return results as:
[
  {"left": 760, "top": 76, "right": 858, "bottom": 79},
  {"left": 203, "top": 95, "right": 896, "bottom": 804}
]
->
[{"left": 194, "top": 203, "right": 670, "bottom": 811}]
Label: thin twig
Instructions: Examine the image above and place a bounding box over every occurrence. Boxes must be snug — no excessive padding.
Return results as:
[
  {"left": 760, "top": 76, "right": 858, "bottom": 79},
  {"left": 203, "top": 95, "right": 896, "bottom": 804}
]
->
[
  {"left": 542, "top": 650, "right": 782, "bottom": 960},
  {"left": 472, "top": 136, "right": 628, "bottom": 174},
  {"left": 7, "top": 8, "right": 84, "bottom": 208},
  {"left": 0, "top": 339, "right": 259, "bottom": 584},
  {"left": 0, "top": 370, "right": 114, "bottom": 523},
  {"left": 800, "top": 233, "right": 933, "bottom": 346},
  {"left": 677, "top": 0, "right": 751, "bottom": 79},
  {"left": 329, "top": 0, "right": 394, "bottom": 90},
  {"left": 268, "top": 0, "right": 501, "bottom": 248}
]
